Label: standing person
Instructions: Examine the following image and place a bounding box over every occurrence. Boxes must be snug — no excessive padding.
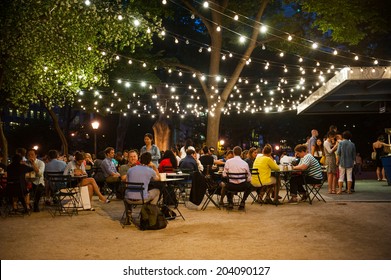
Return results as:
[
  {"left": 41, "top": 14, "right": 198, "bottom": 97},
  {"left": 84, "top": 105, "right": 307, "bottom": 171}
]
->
[
  {"left": 373, "top": 136, "right": 391, "bottom": 181},
  {"left": 355, "top": 152, "right": 363, "bottom": 175},
  {"left": 140, "top": 133, "right": 161, "bottom": 168},
  {"left": 25, "top": 149, "right": 45, "bottom": 212},
  {"left": 336, "top": 131, "right": 356, "bottom": 194},
  {"left": 125, "top": 152, "right": 160, "bottom": 205},
  {"left": 308, "top": 129, "right": 319, "bottom": 154},
  {"left": 324, "top": 131, "right": 339, "bottom": 194},
  {"left": 312, "top": 139, "right": 324, "bottom": 163}
]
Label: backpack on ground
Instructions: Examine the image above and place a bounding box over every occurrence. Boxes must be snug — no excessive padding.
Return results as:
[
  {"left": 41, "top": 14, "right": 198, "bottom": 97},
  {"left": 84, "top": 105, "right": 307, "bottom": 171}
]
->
[{"left": 140, "top": 204, "right": 168, "bottom": 230}]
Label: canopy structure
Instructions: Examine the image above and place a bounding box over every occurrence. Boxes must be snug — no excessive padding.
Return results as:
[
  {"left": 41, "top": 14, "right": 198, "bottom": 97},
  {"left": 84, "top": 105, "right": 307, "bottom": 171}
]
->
[{"left": 297, "top": 67, "right": 391, "bottom": 115}]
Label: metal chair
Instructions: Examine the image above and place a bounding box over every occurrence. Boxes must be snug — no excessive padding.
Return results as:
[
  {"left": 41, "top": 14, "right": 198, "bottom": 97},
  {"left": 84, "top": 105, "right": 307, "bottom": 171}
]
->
[
  {"left": 120, "top": 182, "right": 146, "bottom": 229},
  {"left": 305, "top": 172, "right": 327, "bottom": 204},
  {"left": 200, "top": 166, "right": 221, "bottom": 210},
  {"left": 250, "top": 168, "right": 274, "bottom": 205},
  {"left": 224, "top": 172, "right": 251, "bottom": 210},
  {"left": 46, "top": 174, "right": 80, "bottom": 217}
]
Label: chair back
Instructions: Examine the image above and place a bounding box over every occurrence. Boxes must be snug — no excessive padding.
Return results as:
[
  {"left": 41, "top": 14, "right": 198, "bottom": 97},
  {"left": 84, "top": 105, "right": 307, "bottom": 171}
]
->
[
  {"left": 250, "top": 168, "right": 263, "bottom": 187},
  {"left": 45, "top": 173, "right": 73, "bottom": 192},
  {"left": 124, "top": 182, "right": 145, "bottom": 204},
  {"left": 226, "top": 172, "right": 248, "bottom": 184},
  {"left": 162, "top": 166, "right": 174, "bottom": 172}
]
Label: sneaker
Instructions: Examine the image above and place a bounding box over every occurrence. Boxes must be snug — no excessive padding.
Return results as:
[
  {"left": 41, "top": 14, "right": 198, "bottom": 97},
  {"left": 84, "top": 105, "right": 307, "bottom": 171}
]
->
[
  {"left": 287, "top": 198, "right": 298, "bottom": 205},
  {"left": 381, "top": 179, "right": 387, "bottom": 181},
  {"left": 300, "top": 193, "right": 308, "bottom": 202},
  {"left": 226, "top": 203, "right": 234, "bottom": 210}
]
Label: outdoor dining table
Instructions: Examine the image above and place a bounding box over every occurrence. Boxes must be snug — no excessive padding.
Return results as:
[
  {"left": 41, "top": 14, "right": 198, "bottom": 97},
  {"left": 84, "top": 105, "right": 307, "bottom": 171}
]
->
[
  {"left": 159, "top": 175, "right": 189, "bottom": 220},
  {"left": 272, "top": 169, "right": 309, "bottom": 204}
]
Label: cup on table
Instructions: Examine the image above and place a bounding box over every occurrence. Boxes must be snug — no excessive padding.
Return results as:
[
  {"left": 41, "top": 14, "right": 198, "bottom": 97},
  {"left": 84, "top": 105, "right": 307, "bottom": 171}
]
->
[{"left": 160, "top": 173, "right": 166, "bottom": 181}]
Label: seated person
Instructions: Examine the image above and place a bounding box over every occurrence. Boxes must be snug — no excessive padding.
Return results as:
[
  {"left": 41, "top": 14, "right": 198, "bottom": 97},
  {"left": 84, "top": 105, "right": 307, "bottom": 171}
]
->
[
  {"left": 251, "top": 144, "right": 280, "bottom": 203},
  {"left": 6, "top": 154, "right": 33, "bottom": 212},
  {"left": 178, "top": 149, "right": 198, "bottom": 172},
  {"left": 288, "top": 144, "right": 323, "bottom": 204},
  {"left": 125, "top": 152, "right": 160, "bottom": 205},
  {"left": 100, "top": 147, "right": 122, "bottom": 197},
  {"left": 100, "top": 147, "right": 121, "bottom": 183},
  {"left": 199, "top": 146, "right": 215, "bottom": 175},
  {"left": 45, "top": 149, "right": 67, "bottom": 201},
  {"left": 64, "top": 151, "right": 110, "bottom": 210},
  {"left": 158, "top": 150, "right": 178, "bottom": 173},
  {"left": 221, "top": 146, "right": 252, "bottom": 210},
  {"left": 119, "top": 150, "right": 140, "bottom": 181}
]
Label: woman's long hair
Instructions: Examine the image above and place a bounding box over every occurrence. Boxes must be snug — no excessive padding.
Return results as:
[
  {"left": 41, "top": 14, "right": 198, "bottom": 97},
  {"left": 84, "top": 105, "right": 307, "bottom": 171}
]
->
[{"left": 162, "top": 150, "right": 178, "bottom": 168}]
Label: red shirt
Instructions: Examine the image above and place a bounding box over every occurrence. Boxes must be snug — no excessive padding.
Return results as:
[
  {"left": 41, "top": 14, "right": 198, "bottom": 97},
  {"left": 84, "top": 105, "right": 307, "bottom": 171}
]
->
[{"left": 158, "top": 158, "right": 174, "bottom": 173}]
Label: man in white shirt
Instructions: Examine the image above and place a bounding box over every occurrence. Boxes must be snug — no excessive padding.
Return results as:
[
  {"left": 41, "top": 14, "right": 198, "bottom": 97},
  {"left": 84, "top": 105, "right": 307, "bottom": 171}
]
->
[
  {"left": 25, "top": 149, "right": 45, "bottom": 212},
  {"left": 222, "top": 146, "right": 252, "bottom": 210}
]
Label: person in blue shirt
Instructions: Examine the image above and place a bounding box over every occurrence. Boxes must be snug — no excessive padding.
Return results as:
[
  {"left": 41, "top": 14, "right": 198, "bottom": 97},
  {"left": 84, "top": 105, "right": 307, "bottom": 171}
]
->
[
  {"left": 140, "top": 133, "right": 161, "bottom": 168},
  {"left": 336, "top": 131, "right": 356, "bottom": 194},
  {"left": 125, "top": 152, "right": 160, "bottom": 205}
]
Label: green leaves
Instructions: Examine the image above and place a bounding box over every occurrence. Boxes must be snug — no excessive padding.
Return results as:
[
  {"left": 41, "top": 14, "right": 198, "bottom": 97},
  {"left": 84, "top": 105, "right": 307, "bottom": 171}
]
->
[{"left": 0, "top": 0, "right": 162, "bottom": 111}]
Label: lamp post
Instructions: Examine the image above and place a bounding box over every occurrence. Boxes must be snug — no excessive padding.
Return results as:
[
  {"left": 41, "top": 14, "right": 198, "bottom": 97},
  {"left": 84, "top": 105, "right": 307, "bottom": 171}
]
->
[{"left": 91, "top": 120, "right": 100, "bottom": 156}]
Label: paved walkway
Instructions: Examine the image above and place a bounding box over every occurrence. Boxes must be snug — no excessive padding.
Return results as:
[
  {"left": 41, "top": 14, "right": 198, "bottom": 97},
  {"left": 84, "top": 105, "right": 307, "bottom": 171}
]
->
[{"left": 1, "top": 174, "right": 390, "bottom": 261}]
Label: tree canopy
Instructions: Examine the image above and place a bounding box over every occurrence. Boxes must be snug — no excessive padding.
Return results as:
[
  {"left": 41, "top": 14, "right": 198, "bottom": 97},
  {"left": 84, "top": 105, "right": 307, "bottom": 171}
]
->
[{"left": 0, "top": 0, "right": 163, "bottom": 110}]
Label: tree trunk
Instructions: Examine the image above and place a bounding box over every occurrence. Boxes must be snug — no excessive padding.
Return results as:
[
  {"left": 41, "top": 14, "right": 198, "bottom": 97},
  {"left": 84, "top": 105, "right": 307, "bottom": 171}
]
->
[
  {"left": 206, "top": 109, "right": 222, "bottom": 149},
  {"left": 116, "top": 114, "right": 130, "bottom": 152},
  {"left": 153, "top": 117, "right": 171, "bottom": 152},
  {"left": 0, "top": 116, "right": 8, "bottom": 164},
  {"left": 47, "top": 107, "right": 68, "bottom": 156}
]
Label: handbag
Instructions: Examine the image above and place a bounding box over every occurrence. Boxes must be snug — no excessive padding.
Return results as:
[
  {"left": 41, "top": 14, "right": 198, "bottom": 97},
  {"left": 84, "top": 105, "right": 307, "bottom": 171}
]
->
[
  {"left": 319, "top": 156, "right": 326, "bottom": 165},
  {"left": 371, "top": 152, "right": 377, "bottom": 160}
]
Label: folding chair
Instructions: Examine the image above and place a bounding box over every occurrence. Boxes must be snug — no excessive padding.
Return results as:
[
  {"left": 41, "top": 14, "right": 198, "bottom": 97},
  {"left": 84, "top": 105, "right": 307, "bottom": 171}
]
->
[
  {"left": 306, "top": 172, "right": 327, "bottom": 204},
  {"left": 1, "top": 179, "right": 30, "bottom": 217},
  {"left": 120, "top": 182, "right": 145, "bottom": 229},
  {"left": 250, "top": 168, "right": 265, "bottom": 204},
  {"left": 224, "top": 172, "right": 250, "bottom": 210},
  {"left": 200, "top": 171, "right": 221, "bottom": 210},
  {"left": 46, "top": 174, "right": 80, "bottom": 217},
  {"left": 173, "top": 168, "right": 193, "bottom": 204}
]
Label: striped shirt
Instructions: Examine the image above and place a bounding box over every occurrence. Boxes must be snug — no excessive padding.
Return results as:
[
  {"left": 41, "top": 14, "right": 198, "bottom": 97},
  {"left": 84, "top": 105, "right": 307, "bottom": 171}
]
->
[{"left": 299, "top": 154, "right": 323, "bottom": 180}]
